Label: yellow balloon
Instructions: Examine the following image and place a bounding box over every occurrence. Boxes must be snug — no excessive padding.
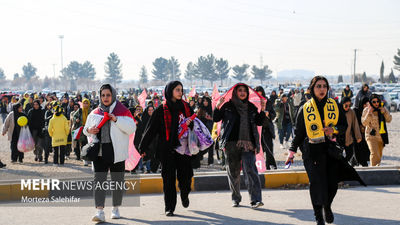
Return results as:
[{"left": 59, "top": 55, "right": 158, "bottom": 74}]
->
[{"left": 17, "top": 116, "right": 28, "bottom": 127}]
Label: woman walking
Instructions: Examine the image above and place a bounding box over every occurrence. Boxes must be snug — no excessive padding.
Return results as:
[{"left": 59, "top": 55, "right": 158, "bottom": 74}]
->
[
  {"left": 361, "top": 94, "right": 392, "bottom": 166},
  {"left": 213, "top": 83, "right": 266, "bottom": 208},
  {"left": 139, "top": 81, "right": 194, "bottom": 216},
  {"left": 48, "top": 105, "right": 70, "bottom": 166},
  {"left": 341, "top": 97, "right": 362, "bottom": 166},
  {"left": 84, "top": 84, "right": 136, "bottom": 222},
  {"left": 286, "top": 76, "right": 365, "bottom": 225},
  {"left": 2, "top": 103, "right": 26, "bottom": 163},
  {"left": 27, "top": 99, "right": 45, "bottom": 162}
]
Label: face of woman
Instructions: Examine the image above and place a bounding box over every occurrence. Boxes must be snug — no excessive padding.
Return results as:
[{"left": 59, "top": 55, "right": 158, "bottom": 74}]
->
[
  {"left": 371, "top": 98, "right": 380, "bottom": 108},
  {"left": 18, "top": 106, "right": 23, "bottom": 113},
  {"left": 313, "top": 80, "right": 328, "bottom": 100},
  {"left": 73, "top": 105, "right": 79, "bottom": 111},
  {"left": 190, "top": 101, "right": 195, "bottom": 107},
  {"left": 172, "top": 85, "right": 183, "bottom": 101},
  {"left": 148, "top": 107, "right": 154, "bottom": 116},
  {"left": 203, "top": 100, "right": 209, "bottom": 107},
  {"left": 33, "top": 102, "right": 40, "bottom": 109},
  {"left": 236, "top": 86, "right": 248, "bottom": 100},
  {"left": 101, "top": 89, "right": 113, "bottom": 107},
  {"left": 83, "top": 101, "right": 89, "bottom": 109},
  {"left": 363, "top": 86, "right": 368, "bottom": 92},
  {"left": 136, "top": 107, "right": 142, "bottom": 114},
  {"left": 257, "top": 91, "right": 263, "bottom": 97},
  {"left": 342, "top": 102, "right": 351, "bottom": 112}
]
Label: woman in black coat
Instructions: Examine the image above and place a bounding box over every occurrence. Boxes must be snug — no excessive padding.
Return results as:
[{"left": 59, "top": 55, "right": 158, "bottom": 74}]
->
[
  {"left": 254, "top": 86, "right": 277, "bottom": 170},
  {"left": 286, "top": 76, "right": 365, "bottom": 225},
  {"left": 213, "top": 83, "right": 266, "bottom": 208},
  {"left": 27, "top": 99, "right": 45, "bottom": 162},
  {"left": 139, "top": 81, "right": 194, "bottom": 217}
]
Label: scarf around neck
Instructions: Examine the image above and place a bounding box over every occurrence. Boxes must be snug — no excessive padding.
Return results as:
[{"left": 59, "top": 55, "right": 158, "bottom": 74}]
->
[{"left": 231, "top": 93, "right": 254, "bottom": 151}]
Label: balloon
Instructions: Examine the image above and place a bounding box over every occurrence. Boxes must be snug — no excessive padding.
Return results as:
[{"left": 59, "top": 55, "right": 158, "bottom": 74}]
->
[{"left": 17, "top": 116, "right": 28, "bottom": 127}]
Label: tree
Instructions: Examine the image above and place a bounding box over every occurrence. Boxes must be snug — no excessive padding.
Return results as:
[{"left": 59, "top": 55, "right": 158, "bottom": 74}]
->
[
  {"left": 152, "top": 57, "right": 169, "bottom": 81},
  {"left": 388, "top": 69, "right": 396, "bottom": 83},
  {"left": 104, "top": 52, "right": 123, "bottom": 87},
  {"left": 232, "top": 64, "right": 250, "bottom": 81},
  {"left": 380, "top": 61, "right": 384, "bottom": 83},
  {"left": 42, "top": 76, "right": 51, "bottom": 89},
  {"left": 0, "top": 68, "right": 5, "bottom": 80},
  {"left": 251, "top": 65, "right": 272, "bottom": 85},
  {"left": 338, "top": 75, "right": 343, "bottom": 83},
  {"left": 362, "top": 72, "right": 367, "bottom": 83},
  {"left": 22, "top": 62, "right": 37, "bottom": 80},
  {"left": 184, "top": 62, "right": 197, "bottom": 86},
  {"left": 139, "top": 66, "right": 148, "bottom": 84},
  {"left": 215, "top": 58, "right": 230, "bottom": 86},
  {"left": 81, "top": 61, "right": 96, "bottom": 80},
  {"left": 167, "top": 57, "right": 181, "bottom": 81},
  {"left": 195, "top": 54, "right": 218, "bottom": 85},
  {"left": 13, "top": 73, "right": 19, "bottom": 80},
  {"left": 394, "top": 48, "right": 400, "bottom": 72}
]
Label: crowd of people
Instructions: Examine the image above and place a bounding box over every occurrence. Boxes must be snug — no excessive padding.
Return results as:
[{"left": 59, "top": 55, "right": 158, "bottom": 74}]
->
[{"left": 0, "top": 77, "right": 393, "bottom": 224}]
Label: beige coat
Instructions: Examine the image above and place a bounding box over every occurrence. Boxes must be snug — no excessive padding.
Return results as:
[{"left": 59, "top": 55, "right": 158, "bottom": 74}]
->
[
  {"left": 2, "top": 111, "right": 15, "bottom": 141},
  {"left": 344, "top": 109, "right": 362, "bottom": 147},
  {"left": 361, "top": 107, "right": 392, "bottom": 141}
]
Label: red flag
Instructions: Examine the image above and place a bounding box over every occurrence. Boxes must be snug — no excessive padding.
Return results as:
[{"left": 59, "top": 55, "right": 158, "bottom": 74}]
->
[
  {"left": 216, "top": 83, "right": 266, "bottom": 172},
  {"left": 138, "top": 89, "right": 147, "bottom": 109},
  {"left": 72, "top": 126, "right": 84, "bottom": 140},
  {"left": 188, "top": 85, "right": 196, "bottom": 98},
  {"left": 211, "top": 84, "right": 220, "bottom": 110}
]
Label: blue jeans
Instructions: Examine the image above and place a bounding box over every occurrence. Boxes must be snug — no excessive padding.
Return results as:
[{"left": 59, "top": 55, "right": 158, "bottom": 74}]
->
[
  {"left": 279, "top": 122, "right": 292, "bottom": 144},
  {"left": 138, "top": 158, "right": 151, "bottom": 172},
  {"left": 1, "top": 113, "right": 7, "bottom": 123}
]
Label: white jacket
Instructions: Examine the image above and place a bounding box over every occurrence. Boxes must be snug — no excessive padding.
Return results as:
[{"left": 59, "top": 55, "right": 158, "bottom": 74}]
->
[{"left": 83, "top": 101, "right": 136, "bottom": 163}]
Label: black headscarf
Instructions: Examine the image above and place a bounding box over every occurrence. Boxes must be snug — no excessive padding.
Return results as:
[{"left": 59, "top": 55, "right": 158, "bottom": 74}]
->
[
  {"left": 12, "top": 103, "right": 25, "bottom": 138},
  {"left": 164, "top": 81, "right": 185, "bottom": 148}
]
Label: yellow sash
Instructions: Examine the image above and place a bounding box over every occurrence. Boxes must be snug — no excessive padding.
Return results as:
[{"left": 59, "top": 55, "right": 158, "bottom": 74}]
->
[{"left": 303, "top": 98, "right": 339, "bottom": 143}]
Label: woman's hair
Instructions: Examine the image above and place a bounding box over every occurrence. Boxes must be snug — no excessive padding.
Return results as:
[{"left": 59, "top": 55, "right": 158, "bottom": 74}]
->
[
  {"left": 341, "top": 97, "right": 352, "bottom": 104},
  {"left": 100, "top": 84, "right": 112, "bottom": 95},
  {"left": 362, "top": 83, "right": 369, "bottom": 89},
  {"left": 308, "top": 76, "right": 330, "bottom": 99},
  {"left": 254, "top": 86, "right": 266, "bottom": 98},
  {"left": 33, "top": 99, "right": 40, "bottom": 106}
]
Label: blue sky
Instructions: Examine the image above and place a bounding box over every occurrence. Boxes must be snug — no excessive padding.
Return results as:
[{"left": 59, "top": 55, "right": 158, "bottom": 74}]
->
[{"left": 0, "top": 0, "right": 399, "bottom": 80}]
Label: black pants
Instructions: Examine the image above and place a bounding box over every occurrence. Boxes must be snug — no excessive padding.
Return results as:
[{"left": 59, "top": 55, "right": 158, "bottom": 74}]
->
[
  {"left": 11, "top": 139, "right": 24, "bottom": 162},
  {"left": 161, "top": 152, "right": 193, "bottom": 212},
  {"left": 53, "top": 145, "right": 66, "bottom": 164},
  {"left": 44, "top": 132, "right": 52, "bottom": 161},
  {"left": 303, "top": 152, "right": 338, "bottom": 209},
  {"left": 262, "top": 134, "right": 277, "bottom": 170},
  {"left": 207, "top": 143, "right": 214, "bottom": 165},
  {"left": 93, "top": 143, "right": 125, "bottom": 208},
  {"left": 344, "top": 144, "right": 355, "bottom": 165}
]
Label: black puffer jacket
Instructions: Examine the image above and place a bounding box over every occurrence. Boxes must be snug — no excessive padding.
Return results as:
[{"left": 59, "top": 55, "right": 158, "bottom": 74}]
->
[{"left": 213, "top": 101, "right": 265, "bottom": 153}]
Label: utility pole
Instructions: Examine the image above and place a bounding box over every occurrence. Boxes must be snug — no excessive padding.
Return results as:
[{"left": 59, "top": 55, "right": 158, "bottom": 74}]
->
[
  {"left": 353, "top": 49, "right": 357, "bottom": 84},
  {"left": 59, "top": 35, "right": 64, "bottom": 74}
]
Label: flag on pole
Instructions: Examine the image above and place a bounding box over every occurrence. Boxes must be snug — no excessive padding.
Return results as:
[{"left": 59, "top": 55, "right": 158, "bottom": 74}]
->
[
  {"left": 211, "top": 84, "right": 220, "bottom": 110},
  {"left": 138, "top": 89, "right": 147, "bottom": 109},
  {"left": 188, "top": 85, "right": 196, "bottom": 98},
  {"left": 72, "top": 126, "right": 84, "bottom": 140}
]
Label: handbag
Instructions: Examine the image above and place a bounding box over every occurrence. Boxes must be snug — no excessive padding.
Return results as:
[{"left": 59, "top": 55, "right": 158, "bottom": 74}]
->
[{"left": 81, "top": 132, "right": 100, "bottom": 161}]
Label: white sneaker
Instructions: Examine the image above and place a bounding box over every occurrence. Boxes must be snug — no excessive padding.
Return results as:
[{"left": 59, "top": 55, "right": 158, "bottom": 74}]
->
[
  {"left": 92, "top": 210, "right": 105, "bottom": 222},
  {"left": 111, "top": 207, "right": 120, "bottom": 219},
  {"left": 280, "top": 144, "right": 285, "bottom": 149},
  {"left": 284, "top": 141, "right": 289, "bottom": 149}
]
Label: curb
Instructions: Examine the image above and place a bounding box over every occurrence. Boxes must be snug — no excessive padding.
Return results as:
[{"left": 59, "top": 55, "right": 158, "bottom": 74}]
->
[{"left": 0, "top": 167, "right": 399, "bottom": 202}]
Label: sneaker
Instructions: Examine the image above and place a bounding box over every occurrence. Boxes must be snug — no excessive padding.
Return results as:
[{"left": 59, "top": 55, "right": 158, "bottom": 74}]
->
[
  {"left": 111, "top": 207, "right": 120, "bottom": 219},
  {"left": 251, "top": 201, "right": 264, "bottom": 209},
  {"left": 92, "top": 210, "right": 105, "bottom": 222},
  {"left": 232, "top": 201, "right": 239, "bottom": 207},
  {"left": 165, "top": 210, "right": 174, "bottom": 216},
  {"left": 84, "top": 161, "right": 89, "bottom": 166}
]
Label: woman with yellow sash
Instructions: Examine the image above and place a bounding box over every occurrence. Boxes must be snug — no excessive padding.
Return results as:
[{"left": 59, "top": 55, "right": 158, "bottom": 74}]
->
[{"left": 286, "top": 76, "right": 365, "bottom": 225}]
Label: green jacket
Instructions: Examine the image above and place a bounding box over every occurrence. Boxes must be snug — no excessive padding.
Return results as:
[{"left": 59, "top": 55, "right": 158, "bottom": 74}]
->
[{"left": 273, "top": 98, "right": 295, "bottom": 130}]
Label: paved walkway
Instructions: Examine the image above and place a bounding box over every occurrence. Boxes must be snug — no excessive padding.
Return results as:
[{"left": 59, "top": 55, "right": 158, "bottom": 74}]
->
[{"left": 0, "top": 185, "right": 399, "bottom": 225}]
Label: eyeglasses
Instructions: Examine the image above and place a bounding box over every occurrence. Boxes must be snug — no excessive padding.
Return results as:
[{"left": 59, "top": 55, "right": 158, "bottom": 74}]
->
[
  {"left": 101, "top": 94, "right": 112, "bottom": 97},
  {"left": 343, "top": 104, "right": 351, "bottom": 108},
  {"left": 371, "top": 101, "right": 379, "bottom": 104},
  {"left": 315, "top": 84, "right": 328, "bottom": 89}
]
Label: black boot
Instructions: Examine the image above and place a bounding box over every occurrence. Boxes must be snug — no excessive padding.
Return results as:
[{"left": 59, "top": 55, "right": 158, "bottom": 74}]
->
[
  {"left": 181, "top": 193, "right": 189, "bottom": 208},
  {"left": 0, "top": 160, "right": 6, "bottom": 168},
  {"left": 313, "top": 205, "right": 325, "bottom": 225},
  {"left": 324, "top": 205, "right": 334, "bottom": 224}
]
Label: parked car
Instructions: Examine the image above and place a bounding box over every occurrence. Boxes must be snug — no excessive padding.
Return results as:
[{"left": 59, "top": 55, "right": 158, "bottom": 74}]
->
[{"left": 388, "top": 92, "right": 400, "bottom": 111}]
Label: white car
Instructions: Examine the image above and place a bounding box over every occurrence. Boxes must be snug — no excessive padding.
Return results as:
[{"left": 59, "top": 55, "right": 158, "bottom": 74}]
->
[{"left": 388, "top": 92, "right": 400, "bottom": 111}]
